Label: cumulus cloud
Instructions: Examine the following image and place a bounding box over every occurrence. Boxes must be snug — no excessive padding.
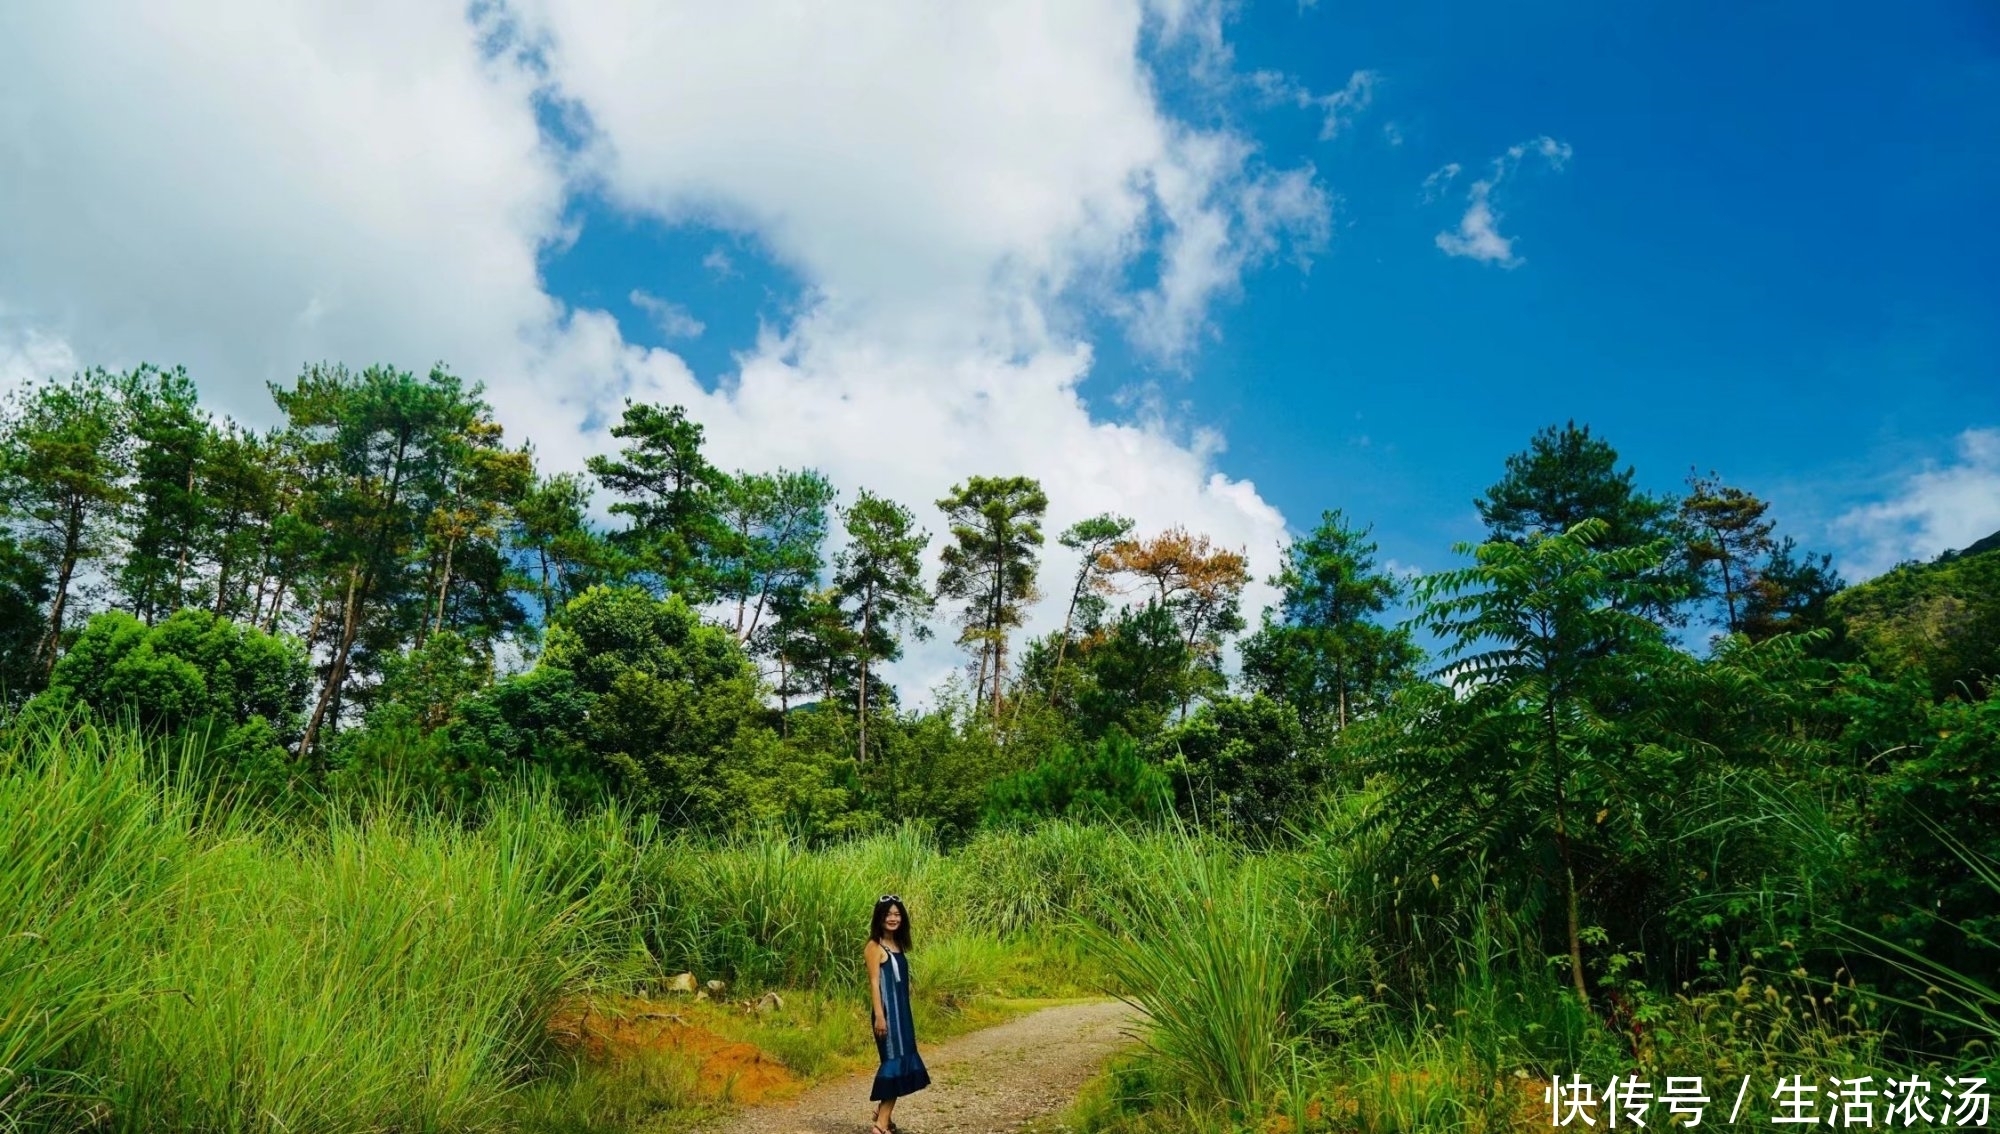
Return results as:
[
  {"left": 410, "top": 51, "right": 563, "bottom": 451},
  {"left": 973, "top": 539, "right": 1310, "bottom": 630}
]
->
[
  {"left": 0, "top": 321, "right": 79, "bottom": 390},
  {"left": 0, "top": 0, "right": 1315, "bottom": 696},
  {"left": 1833, "top": 428, "right": 2000, "bottom": 578},
  {"left": 1431, "top": 135, "right": 1571, "bottom": 267},
  {"left": 0, "top": 0, "right": 565, "bottom": 419}
]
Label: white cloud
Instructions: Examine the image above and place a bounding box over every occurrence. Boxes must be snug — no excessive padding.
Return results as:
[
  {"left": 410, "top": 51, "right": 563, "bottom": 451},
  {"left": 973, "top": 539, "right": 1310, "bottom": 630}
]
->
[
  {"left": 628, "top": 290, "right": 705, "bottom": 339},
  {"left": 701, "top": 248, "right": 735, "bottom": 276},
  {"left": 1431, "top": 135, "right": 1571, "bottom": 268},
  {"left": 0, "top": 0, "right": 1308, "bottom": 701},
  {"left": 1833, "top": 428, "right": 2000, "bottom": 578},
  {"left": 0, "top": 320, "right": 78, "bottom": 391},
  {"left": 1251, "top": 68, "right": 1379, "bottom": 141},
  {"left": 0, "top": 0, "right": 565, "bottom": 422},
  {"left": 1420, "top": 162, "right": 1461, "bottom": 202}
]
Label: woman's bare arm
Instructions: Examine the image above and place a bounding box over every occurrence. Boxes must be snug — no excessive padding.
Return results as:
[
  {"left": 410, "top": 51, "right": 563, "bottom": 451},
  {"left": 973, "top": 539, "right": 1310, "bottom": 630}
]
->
[{"left": 865, "top": 939, "right": 887, "bottom": 1036}]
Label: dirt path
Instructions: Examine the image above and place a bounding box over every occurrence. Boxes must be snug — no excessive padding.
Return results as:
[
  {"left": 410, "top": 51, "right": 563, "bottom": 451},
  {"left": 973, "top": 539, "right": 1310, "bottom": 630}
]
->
[{"left": 697, "top": 999, "right": 1143, "bottom": 1134}]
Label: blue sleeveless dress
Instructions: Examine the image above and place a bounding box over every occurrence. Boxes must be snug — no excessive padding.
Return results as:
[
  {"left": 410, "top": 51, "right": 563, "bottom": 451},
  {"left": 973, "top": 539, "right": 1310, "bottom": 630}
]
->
[{"left": 871, "top": 947, "right": 931, "bottom": 1101}]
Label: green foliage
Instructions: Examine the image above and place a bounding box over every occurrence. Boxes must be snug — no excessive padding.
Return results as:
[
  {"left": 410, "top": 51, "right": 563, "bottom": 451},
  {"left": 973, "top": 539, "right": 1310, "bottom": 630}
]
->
[
  {"left": 1478, "top": 421, "right": 1675, "bottom": 548},
  {"left": 0, "top": 722, "right": 636, "bottom": 1132},
  {"left": 367, "top": 628, "right": 492, "bottom": 734},
  {"left": 0, "top": 719, "right": 204, "bottom": 1128},
  {"left": 1153, "top": 695, "right": 1321, "bottom": 839},
  {"left": 1371, "top": 519, "right": 1678, "bottom": 1003},
  {"left": 513, "top": 470, "right": 619, "bottom": 624},
  {"left": 1478, "top": 420, "right": 1689, "bottom": 623},
  {"left": 1741, "top": 534, "right": 1847, "bottom": 643},
  {"left": 115, "top": 365, "right": 212, "bottom": 623},
  {"left": 1078, "top": 827, "right": 1302, "bottom": 1119},
  {"left": 1074, "top": 600, "right": 1203, "bottom": 741},
  {"left": 935, "top": 474, "right": 1049, "bottom": 718},
  {"left": 1832, "top": 536, "right": 2000, "bottom": 700},
  {"left": 448, "top": 663, "right": 602, "bottom": 803},
  {"left": 985, "top": 727, "right": 1170, "bottom": 827},
  {"left": 586, "top": 400, "right": 727, "bottom": 602},
  {"left": 0, "top": 531, "right": 50, "bottom": 703},
  {"left": 712, "top": 466, "right": 835, "bottom": 645},
  {"left": 272, "top": 362, "right": 517, "bottom": 758},
  {"left": 1680, "top": 470, "right": 1778, "bottom": 634},
  {"left": 1056, "top": 513, "right": 1135, "bottom": 639},
  {"left": 835, "top": 489, "right": 934, "bottom": 763},
  {"left": 0, "top": 368, "right": 133, "bottom": 677},
  {"left": 31, "top": 609, "right": 311, "bottom": 779},
  {"left": 1850, "top": 691, "right": 2000, "bottom": 1004},
  {"left": 862, "top": 690, "right": 1015, "bottom": 840},
  {"left": 541, "top": 585, "right": 786, "bottom": 826},
  {"left": 1238, "top": 509, "right": 1419, "bottom": 740}
]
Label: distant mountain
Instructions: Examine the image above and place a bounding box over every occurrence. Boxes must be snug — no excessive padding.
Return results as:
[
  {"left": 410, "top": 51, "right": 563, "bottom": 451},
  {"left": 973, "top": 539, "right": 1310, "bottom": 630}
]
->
[
  {"left": 1832, "top": 530, "right": 2000, "bottom": 699},
  {"left": 1942, "top": 528, "right": 2000, "bottom": 562}
]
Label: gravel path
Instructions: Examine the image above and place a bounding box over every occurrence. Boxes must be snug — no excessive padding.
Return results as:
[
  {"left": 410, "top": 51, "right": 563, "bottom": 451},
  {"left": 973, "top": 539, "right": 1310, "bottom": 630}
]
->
[{"left": 697, "top": 999, "right": 1143, "bottom": 1134}]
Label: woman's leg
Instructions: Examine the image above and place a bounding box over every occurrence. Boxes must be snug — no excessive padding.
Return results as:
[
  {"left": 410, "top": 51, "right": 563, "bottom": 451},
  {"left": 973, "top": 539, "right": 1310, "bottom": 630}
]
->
[{"left": 873, "top": 1097, "right": 895, "bottom": 1129}]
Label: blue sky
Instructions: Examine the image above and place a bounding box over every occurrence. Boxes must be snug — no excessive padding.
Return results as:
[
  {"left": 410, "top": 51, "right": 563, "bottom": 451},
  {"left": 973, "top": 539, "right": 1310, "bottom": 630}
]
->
[
  {"left": 3, "top": 1, "right": 1996, "bottom": 687},
  {"left": 536, "top": 2, "right": 1999, "bottom": 585}
]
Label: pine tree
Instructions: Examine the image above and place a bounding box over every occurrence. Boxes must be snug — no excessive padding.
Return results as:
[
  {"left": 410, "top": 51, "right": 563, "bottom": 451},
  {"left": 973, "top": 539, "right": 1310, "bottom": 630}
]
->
[
  {"left": 713, "top": 467, "right": 835, "bottom": 645},
  {"left": 1679, "top": 470, "right": 1776, "bottom": 634},
  {"left": 586, "top": 401, "right": 727, "bottom": 603},
  {"left": 834, "top": 490, "right": 932, "bottom": 763},
  {"left": 116, "top": 365, "right": 212, "bottom": 623},
  {"left": 0, "top": 369, "right": 133, "bottom": 677},
  {"left": 1239, "top": 510, "right": 1419, "bottom": 735},
  {"left": 935, "top": 475, "right": 1048, "bottom": 721}
]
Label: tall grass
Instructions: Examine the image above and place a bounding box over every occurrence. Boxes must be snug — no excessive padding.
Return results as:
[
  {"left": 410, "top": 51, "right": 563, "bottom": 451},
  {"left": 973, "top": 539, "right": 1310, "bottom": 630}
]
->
[
  {"left": 0, "top": 719, "right": 210, "bottom": 1125},
  {"left": 1080, "top": 824, "right": 1305, "bottom": 1119},
  {"left": 102, "top": 799, "right": 636, "bottom": 1130},
  {"left": 0, "top": 719, "right": 639, "bottom": 1132},
  {"left": 632, "top": 826, "right": 950, "bottom": 991}
]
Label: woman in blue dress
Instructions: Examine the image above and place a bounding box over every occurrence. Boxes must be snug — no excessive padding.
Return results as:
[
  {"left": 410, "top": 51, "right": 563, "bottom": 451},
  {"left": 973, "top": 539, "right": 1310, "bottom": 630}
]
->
[{"left": 866, "top": 895, "right": 929, "bottom": 1134}]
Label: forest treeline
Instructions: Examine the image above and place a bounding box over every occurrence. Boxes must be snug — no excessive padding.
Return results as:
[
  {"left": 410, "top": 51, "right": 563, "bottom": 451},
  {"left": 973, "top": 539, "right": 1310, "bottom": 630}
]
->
[{"left": 2, "top": 360, "right": 1997, "bottom": 1020}]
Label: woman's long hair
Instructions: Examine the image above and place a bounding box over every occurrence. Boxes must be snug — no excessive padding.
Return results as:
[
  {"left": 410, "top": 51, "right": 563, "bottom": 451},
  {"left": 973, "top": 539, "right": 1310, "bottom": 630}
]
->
[{"left": 870, "top": 897, "right": 913, "bottom": 953}]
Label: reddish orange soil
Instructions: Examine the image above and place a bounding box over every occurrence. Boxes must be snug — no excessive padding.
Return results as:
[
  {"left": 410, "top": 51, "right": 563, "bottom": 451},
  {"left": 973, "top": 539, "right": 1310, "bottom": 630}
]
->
[{"left": 549, "top": 996, "right": 804, "bottom": 1105}]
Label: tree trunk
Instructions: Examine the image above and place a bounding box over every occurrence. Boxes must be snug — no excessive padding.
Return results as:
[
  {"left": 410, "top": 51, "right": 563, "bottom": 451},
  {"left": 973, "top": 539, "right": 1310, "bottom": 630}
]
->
[
  {"left": 265, "top": 576, "right": 290, "bottom": 635},
  {"left": 991, "top": 633, "right": 1006, "bottom": 726},
  {"left": 213, "top": 514, "right": 241, "bottom": 618},
  {"left": 300, "top": 568, "right": 362, "bottom": 761},
  {"left": 745, "top": 584, "right": 772, "bottom": 645},
  {"left": 538, "top": 549, "right": 554, "bottom": 624},
  {"left": 429, "top": 530, "right": 458, "bottom": 642},
  {"left": 250, "top": 568, "right": 268, "bottom": 626},
  {"left": 971, "top": 637, "right": 990, "bottom": 718},
  {"left": 1337, "top": 658, "right": 1348, "bottom": 731},
  {"left": 41, "top": 501, "right": 85, "bottom": 677},
  {"left": 856, "top": 591, "right": 872, "bottom": 765},
  {"left": 1719, "top": 555, "right": 1739, "bottom": 634},
  {"left": 777, "top": 651, "right": 791, "bottom": 737},
  {"left": 989, "top": 559, "right": 1007, "bottom": 725},
  {"left": 1547, "top": 697, "right": 1589, "bottom": 1007},
  {"left": 170, "top": 464, "right": 196, "bottom": 612}
]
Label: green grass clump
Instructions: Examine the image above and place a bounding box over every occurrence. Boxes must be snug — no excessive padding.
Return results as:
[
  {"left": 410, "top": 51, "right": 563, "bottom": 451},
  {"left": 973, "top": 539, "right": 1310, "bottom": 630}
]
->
[
  {"left": 0, "top": 719, "right": 640, "bottom": 1132},
  {"left": 0, "top": 719, "right": 206, "bottom": 1126},
  {"left": 1080, "top": 824, "right": 1304, "bottom": 1121}
]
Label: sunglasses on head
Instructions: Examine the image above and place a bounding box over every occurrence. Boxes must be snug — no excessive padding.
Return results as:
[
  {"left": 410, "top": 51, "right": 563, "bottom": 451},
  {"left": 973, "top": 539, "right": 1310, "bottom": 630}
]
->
[{"left": 879, "top": 894, "right": 901, "bottom": 903}]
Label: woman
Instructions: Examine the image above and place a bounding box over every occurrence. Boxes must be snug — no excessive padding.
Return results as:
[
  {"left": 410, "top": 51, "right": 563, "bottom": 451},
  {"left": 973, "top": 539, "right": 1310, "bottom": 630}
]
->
[{"left": 865, "top": 894, "right": 930, "bottom": 1134}]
